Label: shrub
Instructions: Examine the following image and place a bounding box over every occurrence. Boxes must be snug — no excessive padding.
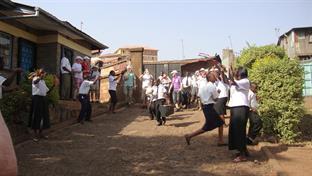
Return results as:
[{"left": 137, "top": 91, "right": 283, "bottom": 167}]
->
[
  {"left": 0, "top": 90, "right": 30, "bottom": 123},
  {"left": 236, "top": 45, "right": 286, "bottom": 69},
  {"left": 1, "top": 74, "right": 59, "bottom": 123},
  {"left": 249, "top": 56, "right": 304, "bottom": 143}
]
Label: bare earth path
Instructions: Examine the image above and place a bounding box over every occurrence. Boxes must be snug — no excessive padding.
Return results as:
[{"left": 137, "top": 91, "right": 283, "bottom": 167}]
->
[{"left": 16, "top": 106, "right": 273, "bottom": 176}]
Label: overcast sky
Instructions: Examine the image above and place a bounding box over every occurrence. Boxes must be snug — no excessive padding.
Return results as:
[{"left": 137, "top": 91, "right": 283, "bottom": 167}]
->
[{"left": 14, "top": 0, "right": 312, "bottom": 60}]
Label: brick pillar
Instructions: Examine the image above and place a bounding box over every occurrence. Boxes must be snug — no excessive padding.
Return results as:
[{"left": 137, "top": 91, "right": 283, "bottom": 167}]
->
[{"left": 129, "top": 48, "right": 144, "bottom": 103}]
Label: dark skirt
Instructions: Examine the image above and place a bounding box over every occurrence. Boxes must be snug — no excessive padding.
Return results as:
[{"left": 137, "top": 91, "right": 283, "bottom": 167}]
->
[
  {"left": 29, "top": 95, "right": 50, "bottom": 130},
  {"left": 228, "top": 106, "right": 249, "bottom": 151},
  {"left": 201, "top": 104, "right": 224, "bottom": 131},
  {"left": 214, "top": 97, "right": 228, "bottom": 115}
]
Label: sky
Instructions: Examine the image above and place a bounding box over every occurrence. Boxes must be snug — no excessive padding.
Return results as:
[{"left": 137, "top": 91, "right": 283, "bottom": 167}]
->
[{"left": 13, "top": 0, "right": 312, "bottom": 60}]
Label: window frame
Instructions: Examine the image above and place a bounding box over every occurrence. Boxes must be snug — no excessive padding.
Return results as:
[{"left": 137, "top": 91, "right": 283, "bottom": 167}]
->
[{"left": 0, "top": 31, "right": 13, "bottom": 69}]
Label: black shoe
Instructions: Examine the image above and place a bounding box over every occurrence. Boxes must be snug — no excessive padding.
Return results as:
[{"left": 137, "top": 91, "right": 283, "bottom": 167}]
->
[
  {"left": 162, "top": 117, "right": 166, "bottom": 125},
  {"left": 246, "top": 137, "right": 254, "bottom": 145},
  {"left": 157, "top": 122, "right": 162, "bottom": 126}
]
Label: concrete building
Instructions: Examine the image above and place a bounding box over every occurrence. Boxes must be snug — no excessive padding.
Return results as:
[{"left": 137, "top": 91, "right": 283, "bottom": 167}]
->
[
  {"left": 277, "top": 27, "right": 312, "bottom": 110},
  {"left": 277, "top": 27, "right": 312, "bottom": 61},
  {"left": 221, "top": 49, "right": 235, "bottom": 72},
  {"left": 115, "top": 45, "right": 158, "bottom": 62},
  {"left": 0, "top": 0, "right": 108, "bottom": 79}
]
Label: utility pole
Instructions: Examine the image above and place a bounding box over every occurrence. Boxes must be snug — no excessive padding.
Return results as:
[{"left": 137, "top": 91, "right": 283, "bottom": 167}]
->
[
  {"left": 274, "top": 28, "right": 280, "bottom": 38},
  {"left": 80, "top": 21, "right": 84, "bottom": 31},
  {"left": 228, "top": 35, "right": 233, "bottom": 49},
  {"left": 181, "top": 39, "right": 185, "bottom": 59}
]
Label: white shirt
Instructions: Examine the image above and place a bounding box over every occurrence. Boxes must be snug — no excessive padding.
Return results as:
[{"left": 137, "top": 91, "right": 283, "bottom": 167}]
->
[
  {"left": 248, "top": 90, "right": 259, "bottom": 109},
  {"left": 108, "top": 75, "right": 117, "bottom": 91},
  {"left": 191, "top": 75, "right": 198, "bottom": 88},
  {"left": 198, "top": 81, "right": 219, "bottom": 105},
  {"left": 152, "top": 84, "right": 167, "bottom": 101},
  {"left": 79, "top": 80, "right": 94, "bottom": 94},
  {"left": 228, "top": 78, "right": 250, "bottom": 107},
  {"left": 159, "top": 76, "right": 171, "bottom": 87},
  {"left": 197, "top": 76, "right": 207, "bottom": 90},
  {"left": 0, "top": 76, "right": 7, "bottom": 99},
  {"left": 142, "top": 74, "right": 152, "bottom": 88},
  {"left": 216, "top": 80, "right": 229, "bottom": 98},
  {"left": 182, "top": 76, "right": 192, "bottom": 88},
  {"left": 72, "top": 63, "right": 83, "bottom": 79},
  {"left": 60, "top": 57, "right": 72, "bottom": 74},
  {"left": 32, "top": 76, "right": 49, "bottom": 96}
]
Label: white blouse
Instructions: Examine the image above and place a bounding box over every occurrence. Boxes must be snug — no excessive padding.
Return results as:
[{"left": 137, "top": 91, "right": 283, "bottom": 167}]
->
[
  {"left": 216, "top": 80, "right": 229, "bottom": 98},
  {"left": 198, "top": 81, "right": 219, "bottom": 105},
  {"left": 228, "top": 78, "right": 250, "bottom": 107},
  {"left": 32, "top": 76, "right": 49, "bottom": 96}
]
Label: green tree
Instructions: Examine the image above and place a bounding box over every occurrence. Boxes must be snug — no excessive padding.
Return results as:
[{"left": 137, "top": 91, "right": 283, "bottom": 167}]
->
[
  {"left": 249, "top": 56, "right": 304, "bottom": 143},
  {"left": 236, "top": 45, "right": 286, "bottom": 69}
]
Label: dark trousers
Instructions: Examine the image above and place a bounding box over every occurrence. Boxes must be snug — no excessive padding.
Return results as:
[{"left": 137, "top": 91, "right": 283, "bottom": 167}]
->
[
  {"left": 248, "top": 111, "right": 263, "bottom": 140},
  {"left": 78, "top": 94, "right": 92, "bottom": 122},
  {"left": 181, "top": 88, "right": 191, "bottom": 108},
  {"left": 109, "top": 90, "right": 118, "bottom": 106},
  {"left": 152, "top": 99, "right": 166, "bottom": 124}
]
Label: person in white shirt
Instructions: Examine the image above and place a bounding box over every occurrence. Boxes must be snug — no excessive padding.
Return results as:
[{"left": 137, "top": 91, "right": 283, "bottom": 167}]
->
[
  {"left": 108, "top": 70, "right": 121, "bottom": 114},
  {"left": 184, "top": 72, "right": 224, "bottom": 145},
  {"left": 181, "top": 72, "right": 192, "bottom": 109},
  {"left": 246, "top": 83, "right": 263, "bottom": 145},
  {"left": 77, "top": 75, "right": 100, "bottom": 124},
  {"left": 150, "top": 79, "right": 168, "bottom": 126},
  {"left": 227, "top": 67, "right": 250, "bottom": 162},
  {"left": 158, "top": 72, "right": 171, "bottom": 92},
  {"left": 90, "top": 66, "right": 101, "bottom": 102},
  {"left": 139, "top": 68, "right": 153, "bottom": 108},
  {"left": 212, "top": 66, "right": 230, "bottom": 146},
  {"left": 28, "top": 69, "right": 57, "bottom": 142},
  {"left": 190, "top": 71, "right": 199, "bottom": 105},
  {"left": 72, "top": 56, "right": 83, "bottom": 100},
  {"left": 60, "top": 55, "right": 72, "bottom": 100}
]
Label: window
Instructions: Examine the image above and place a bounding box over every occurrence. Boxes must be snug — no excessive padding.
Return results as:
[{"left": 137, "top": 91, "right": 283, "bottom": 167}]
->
[
  {"left": 0, "top": 32, "right": 13, "bottom": 69},
  {"left": 297, "top": 31, "right": 305, "bottom": 40},
  {"left": 309, "top": 35, "right": 312, "bottom": 43},
  {"left": 302, "top": 62, "right": 312, "bottom": 96}
]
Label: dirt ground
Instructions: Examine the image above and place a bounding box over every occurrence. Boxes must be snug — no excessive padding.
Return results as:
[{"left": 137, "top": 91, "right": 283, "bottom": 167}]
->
[{"left": 16, "top": 106, "right": 273, "bottom": 176}]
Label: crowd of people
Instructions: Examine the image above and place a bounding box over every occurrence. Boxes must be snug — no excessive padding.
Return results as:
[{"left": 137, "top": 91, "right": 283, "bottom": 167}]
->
[
  {"left": 131, "top": 63, "right": 263, "bottom": 162},
  {"left": 4, "top": 54, "right": 263, "bottom": 165}
]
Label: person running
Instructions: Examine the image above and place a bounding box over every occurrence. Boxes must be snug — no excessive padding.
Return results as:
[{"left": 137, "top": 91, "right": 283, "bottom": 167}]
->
[
  {"left": 29, "top": 69, "right": 58, "bottom": 142},
  {"left": 228, "top": 67, "right": 250, "bottom": 162},
  {"left": 108, "top": 70, "right": 121, "bottom": 113},
  {"left": 184, "top": 72, "right": 224, "bottom": 145},
  {"left": 246, "top": 82, "right": 263, "bottom": 145},
  {"left": 140, "top": 68, "right": 153, "bottom": 108}
]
